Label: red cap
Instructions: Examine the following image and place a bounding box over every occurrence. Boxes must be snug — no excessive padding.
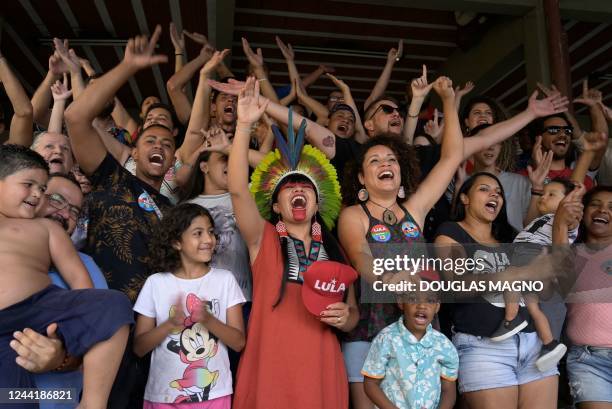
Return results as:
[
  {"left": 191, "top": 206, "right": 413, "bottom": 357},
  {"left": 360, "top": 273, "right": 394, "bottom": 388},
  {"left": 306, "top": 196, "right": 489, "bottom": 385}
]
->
[{"left": 301, "top": 260, "right": 358, "bottom": 316}]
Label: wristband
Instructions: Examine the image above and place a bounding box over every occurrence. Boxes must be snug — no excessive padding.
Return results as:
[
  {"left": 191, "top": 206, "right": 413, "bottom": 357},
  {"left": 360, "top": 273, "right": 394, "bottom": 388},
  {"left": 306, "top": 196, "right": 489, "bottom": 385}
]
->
[
  {"left": 258, "top": 78, "right": 268, "bottom": 82},
  {"left": 531, "top": 189, "right": 543, "bottom": 196},
  {"left": 175, "top": 53, "right": 183, "bottom": 56},
  {"left": 407, "top": 112, "right": 419, "bottom": 118}
]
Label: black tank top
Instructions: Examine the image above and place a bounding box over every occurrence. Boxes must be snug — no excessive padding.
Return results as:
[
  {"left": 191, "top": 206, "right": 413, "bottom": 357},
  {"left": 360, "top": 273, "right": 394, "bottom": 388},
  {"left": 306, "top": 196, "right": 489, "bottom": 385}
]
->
[{"left": 345, "top": 202, "right": 426, "bottom": 342}]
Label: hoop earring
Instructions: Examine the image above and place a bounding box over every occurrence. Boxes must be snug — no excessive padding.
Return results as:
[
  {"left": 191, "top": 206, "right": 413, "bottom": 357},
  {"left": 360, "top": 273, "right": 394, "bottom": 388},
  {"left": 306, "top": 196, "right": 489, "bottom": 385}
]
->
[
  {"left": 358, "top": 187, "right": 369, "bottom": 202},
  {"left": 397, "top": 186, "right": 405, "bottom": 199}
]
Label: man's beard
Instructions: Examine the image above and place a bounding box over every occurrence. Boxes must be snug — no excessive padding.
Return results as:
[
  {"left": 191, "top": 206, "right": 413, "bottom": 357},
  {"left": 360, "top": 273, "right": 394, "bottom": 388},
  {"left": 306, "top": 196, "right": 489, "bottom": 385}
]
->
[{"left": 46, "top": 214, "right": 69, "bottom": 231}]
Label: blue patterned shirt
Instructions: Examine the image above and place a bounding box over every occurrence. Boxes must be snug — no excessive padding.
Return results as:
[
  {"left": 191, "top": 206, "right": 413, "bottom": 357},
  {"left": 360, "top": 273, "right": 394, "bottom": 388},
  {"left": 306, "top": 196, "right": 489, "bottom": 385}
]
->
[{"left": 361, "top": 319, "right": 458, "bottom": 409}]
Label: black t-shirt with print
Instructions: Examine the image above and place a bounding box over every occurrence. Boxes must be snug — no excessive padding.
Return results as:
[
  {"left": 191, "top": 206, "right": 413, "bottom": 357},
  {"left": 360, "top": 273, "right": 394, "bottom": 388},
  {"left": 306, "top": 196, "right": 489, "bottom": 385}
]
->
[
  {"left": 85, "top": 154, "right": 171, "bottom": 302},
  {"left": 330, "top": 138, "right": 449, "bottom": 240},
  {"left": 435, "top": 221, "right": 533, "bottom": 337}
]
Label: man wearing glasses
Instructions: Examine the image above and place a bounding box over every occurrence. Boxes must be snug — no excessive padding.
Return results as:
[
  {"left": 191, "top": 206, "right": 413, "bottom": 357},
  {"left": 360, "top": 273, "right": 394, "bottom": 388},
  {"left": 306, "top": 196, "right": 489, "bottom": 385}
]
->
[
  {"left": 363, "top": 97, "right": 404, "bottom": 138},
  {"left": 525, "top": 114, "right": 601, "bottom": 190}
]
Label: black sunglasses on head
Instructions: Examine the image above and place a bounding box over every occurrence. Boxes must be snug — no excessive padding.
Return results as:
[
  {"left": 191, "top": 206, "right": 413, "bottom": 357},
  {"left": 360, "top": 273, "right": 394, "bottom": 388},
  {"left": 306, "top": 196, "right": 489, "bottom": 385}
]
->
[
  {"left": 544, "top": 125, "right": 573, "bottom": 136},
  {"left": 368, "top": 104, "right": 400, "bottom": 120}
]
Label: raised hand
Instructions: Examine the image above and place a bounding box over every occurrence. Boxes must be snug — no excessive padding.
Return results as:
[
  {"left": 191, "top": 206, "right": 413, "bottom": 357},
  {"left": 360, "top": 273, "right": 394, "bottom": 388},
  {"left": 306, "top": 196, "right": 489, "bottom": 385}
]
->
[
  {"left": 53, "top": 38, "right": 80, "bottom": 73},
  {"left": 432, "top": 76, "right": 454, "bottom": 100},
  {"left": 208, "top": 78, "right": 244, "bottom": 96},
  {"left": 319, "top": 64, "right": 335, "bottom": 74},
  {"left": 201, "top": 49, "right": 230, "bottom": 76},
  {"left": 556, "top": 184, "right": 585, "bottom": 229},
  {"left": 527, "top": 90, "right": 568, "bottom": 117},
  {"left": 242, "top": 37, "right": 264, "bottom": 68},
  {"left": 455, "top": 81, "right": 475, "bottom": 98},
  {"left": 326, "top": 73, "right": 349, "bottom": 93},
  {"left": 49, "top": 52, "right": 68, "bottom": 75},
  {"left": 51, "top": 74, "right": 72, "bottom": 101},
  {"left": 424, "top": 108, "right": 444, "bottom": 140},
  {"left": 237, "top": 77, "right": 269, "bottom": 125},
  {"left": 527, "top": 139, "right": 553, "bottom": 189},
  {"left": 387, "top": 39, "right": 403, "bottom": 63},
  {"left": 276, "top": 36, "right": 295, "bottom": 61},
  {"left": 78, "top": 57, "right": 95, "bottom": 76},
  {"left": 580, "top": 131, "right": 608, "bottom": 152},
  {"left": 168, "top": 296, "right": 187, "bottom": 330},
  {"left": 294, "top": 77, "right": 308, "bottom": 100},
  {"left": 170, "top": 22, "right": 185, "bottom": 53},
  {"left": 123, "top": 25, "right": 168, "bottom": 70},
  {"left": 536, "top": 82, "right": 559, "bottom": 98},
  {"left": 183, "top": 30, "right": 209, "bottom": 46},
  {"left": 199, "top": 44, "right": 215, "bottom": 61},
  {"left": 411, "top": 65, "right": 433, "bottom": 99},
  {"left": 574, "top": 79, "right": 603, "bottom": 107},
  {"left": 599, "top": 102, "right": 612, "bottom": 122}
]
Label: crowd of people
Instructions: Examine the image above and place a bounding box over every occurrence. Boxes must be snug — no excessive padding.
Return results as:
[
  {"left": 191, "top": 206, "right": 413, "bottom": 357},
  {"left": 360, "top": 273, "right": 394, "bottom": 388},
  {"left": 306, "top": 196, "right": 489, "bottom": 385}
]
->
[{"left": 0, "top": 21, "right": 610, "bottom": 409}]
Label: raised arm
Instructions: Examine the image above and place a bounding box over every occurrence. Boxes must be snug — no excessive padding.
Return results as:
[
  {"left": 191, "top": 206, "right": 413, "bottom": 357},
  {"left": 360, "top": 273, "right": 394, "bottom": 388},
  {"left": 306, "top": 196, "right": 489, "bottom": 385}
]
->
[
  {"left": 571, "top": 132, "right": 607, "bottom": 183},
  {"left": 454, "top": 81, "right": 475, "bottom": 112},
  {"left": 574, "top": 81, "right": 609, "bottom": 170},
  {"left": 0, "top": 52, "right": 33, "bottom": 146},
  {"left": 326, "top": 73, "right": 368, "bottom": 143},
  {"left": 53, "top": 39, "right": 84, "bottom": 100},
  {"left": 31, "top": 53, "right": 66, "bottom": 128},
  {"left": 524, "top": 138, "right": 553, "bottom": 225},
  {"left": 403, "top": 65, "right": 433, "bottom": 145},
  {"left": 364, "top": 40, "right": 402, "bottom": 110},
  {"left": 405, "top": 77, "right": 462, "bottom": 228},
  {"left": 295, "top": 78, "right": 329, "bottom": 124},
  {"left": 64, "top": 26, "right": 168, "bottom": 175},
  {"left": 302, "top": 65, "right": 334, "bottom": 89},
  {"left": 177, "top": 49, "right": 229, "bottom": 164},
  {"left": 48, "top": 75, "right": 72, "bottom": 134},
  {"left": 92, "top": 118, "right": 131, "bottom": 165},
  {"left": 170, "top": 22, "right": 185, "bottom": 73},
  {"left": 166, "top": 44, "right": 214, "bottom": 125},
  {"left": 242, "top": 38, "right": 279, "bottom": 103},
  {"left": 183, "top": 30, "right": 234, "bottom": 79},
  {"left": 464, "top": 91, "right": 569, "bottom": 158},
  {"left": 111, "top": 97, "right": 139, "bottom": 135},
  {"left": 228, "top": 77, "right": 267, "bottom": 258}
]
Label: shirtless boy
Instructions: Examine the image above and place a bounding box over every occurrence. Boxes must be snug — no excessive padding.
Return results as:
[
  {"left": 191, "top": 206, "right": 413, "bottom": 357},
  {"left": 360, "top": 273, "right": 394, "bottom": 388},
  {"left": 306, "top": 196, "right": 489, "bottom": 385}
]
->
[{"left": 0, "top": 144, "right": 133, "bottom": 409}]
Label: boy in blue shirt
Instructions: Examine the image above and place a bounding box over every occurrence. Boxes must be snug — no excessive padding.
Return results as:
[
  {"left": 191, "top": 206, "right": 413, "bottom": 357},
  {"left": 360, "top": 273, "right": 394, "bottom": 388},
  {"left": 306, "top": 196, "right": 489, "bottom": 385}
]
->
[{"left": 362, "top": 289, "right": 458, "bottom": 409}]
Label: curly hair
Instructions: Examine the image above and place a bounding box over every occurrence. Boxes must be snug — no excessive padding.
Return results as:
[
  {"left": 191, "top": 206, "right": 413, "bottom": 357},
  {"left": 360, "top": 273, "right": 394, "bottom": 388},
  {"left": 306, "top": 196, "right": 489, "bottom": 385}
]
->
[
  {"left": 342, "top": 134, "right": 420, "bottom": 206},
  {"left": 148, "top": 203, "right": 215, "bottom": 273}
]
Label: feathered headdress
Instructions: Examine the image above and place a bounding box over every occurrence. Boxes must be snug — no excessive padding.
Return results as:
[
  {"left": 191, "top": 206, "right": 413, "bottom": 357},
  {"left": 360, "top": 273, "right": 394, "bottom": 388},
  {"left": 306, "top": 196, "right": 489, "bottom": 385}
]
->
[{"left": 250, "top": 109, "right": 341, "bottom": 230}]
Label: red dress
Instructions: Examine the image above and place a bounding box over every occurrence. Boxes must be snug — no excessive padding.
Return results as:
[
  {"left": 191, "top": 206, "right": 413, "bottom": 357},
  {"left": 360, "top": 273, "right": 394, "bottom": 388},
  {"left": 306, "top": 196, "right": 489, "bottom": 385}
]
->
[{"left": 233, "top": 223, "right": 348, "bottom": 409}]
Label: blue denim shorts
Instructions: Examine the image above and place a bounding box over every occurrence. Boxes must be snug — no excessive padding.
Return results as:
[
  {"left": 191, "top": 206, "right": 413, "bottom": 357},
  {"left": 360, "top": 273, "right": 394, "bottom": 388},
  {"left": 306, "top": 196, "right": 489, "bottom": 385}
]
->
[
  {"left": 452, "top": 331, "right": 558, "bottom": 393},
  {"left": 567, "top": 345, "right": 612, "bottom": 404},
  {"left": 342, "top": 341, "right": 371, "bottom": 383}
]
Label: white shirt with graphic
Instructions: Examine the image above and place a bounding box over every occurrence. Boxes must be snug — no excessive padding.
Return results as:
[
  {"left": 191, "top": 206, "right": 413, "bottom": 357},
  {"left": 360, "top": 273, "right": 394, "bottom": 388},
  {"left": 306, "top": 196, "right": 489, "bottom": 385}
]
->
[{"left": 134, "top": 269, "right": 245, "bottom": 404}]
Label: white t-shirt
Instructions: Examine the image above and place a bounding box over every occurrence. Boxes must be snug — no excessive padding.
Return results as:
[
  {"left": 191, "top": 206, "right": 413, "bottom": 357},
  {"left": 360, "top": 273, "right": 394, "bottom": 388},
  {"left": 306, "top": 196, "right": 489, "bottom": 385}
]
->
[
  {"left": 188, "top": 193, "right": 252, "bottom": 300},
  {"left": 134, "top": 269, "right": 245, "bottom": 404}
]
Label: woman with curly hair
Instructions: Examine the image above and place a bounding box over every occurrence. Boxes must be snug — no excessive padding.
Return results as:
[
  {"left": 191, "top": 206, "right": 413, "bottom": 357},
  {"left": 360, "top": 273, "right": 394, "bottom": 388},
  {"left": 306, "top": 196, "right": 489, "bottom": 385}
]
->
[
  {"left": 132, "top": 203, "right": 245, "bottom": 408},
  {"left": 338, "top": 77, "right": 464, "bottom": 409}
]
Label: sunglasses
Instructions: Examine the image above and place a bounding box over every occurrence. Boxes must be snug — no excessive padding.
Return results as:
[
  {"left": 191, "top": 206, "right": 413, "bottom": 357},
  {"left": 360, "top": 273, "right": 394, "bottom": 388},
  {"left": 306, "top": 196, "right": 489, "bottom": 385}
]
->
[
  {"left": 544, "top": 125, "right": 573, "bottom": 136},
  {"left": 368, "top": 104, "right": 400, "bottom": 120},
  {"left": 46, "top": 193, "right": 81, "bottom": 221}
]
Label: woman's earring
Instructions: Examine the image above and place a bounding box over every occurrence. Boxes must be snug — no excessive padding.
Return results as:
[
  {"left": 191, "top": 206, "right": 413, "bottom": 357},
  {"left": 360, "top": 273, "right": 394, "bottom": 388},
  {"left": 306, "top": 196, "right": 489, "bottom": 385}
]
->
[
  {"left": 311, "top": 220, "right": 322, "bottom": 242},
  {"left": 276, "top": 220, "right": 288, "bottom": 238},
  {"left": 397, "top": 186, "right": 405, "bottom": 199},
  {"left": 358, "top": 187, "right": 369, "bottom": 202}
]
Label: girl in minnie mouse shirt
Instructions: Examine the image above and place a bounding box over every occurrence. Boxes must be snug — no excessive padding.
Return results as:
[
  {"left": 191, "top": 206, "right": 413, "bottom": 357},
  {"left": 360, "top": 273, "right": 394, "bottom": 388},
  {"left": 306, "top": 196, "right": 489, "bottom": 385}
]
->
[{"left": 133, "top": 203, "right": 245, "bottom": 409}]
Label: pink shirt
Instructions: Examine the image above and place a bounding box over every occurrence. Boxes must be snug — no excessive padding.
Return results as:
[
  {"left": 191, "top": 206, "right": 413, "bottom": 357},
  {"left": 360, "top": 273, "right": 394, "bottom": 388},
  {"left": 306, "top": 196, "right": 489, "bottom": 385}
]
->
[{"left": 566, "top": 244, "right": 612, "bottom": 347}]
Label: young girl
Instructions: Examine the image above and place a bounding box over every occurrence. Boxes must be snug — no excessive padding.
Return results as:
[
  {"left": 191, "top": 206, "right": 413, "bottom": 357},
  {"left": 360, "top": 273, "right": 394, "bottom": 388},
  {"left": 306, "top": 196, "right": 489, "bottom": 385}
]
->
[{"left": 133, "top": 203, "right": 245, "bottom": 409}]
